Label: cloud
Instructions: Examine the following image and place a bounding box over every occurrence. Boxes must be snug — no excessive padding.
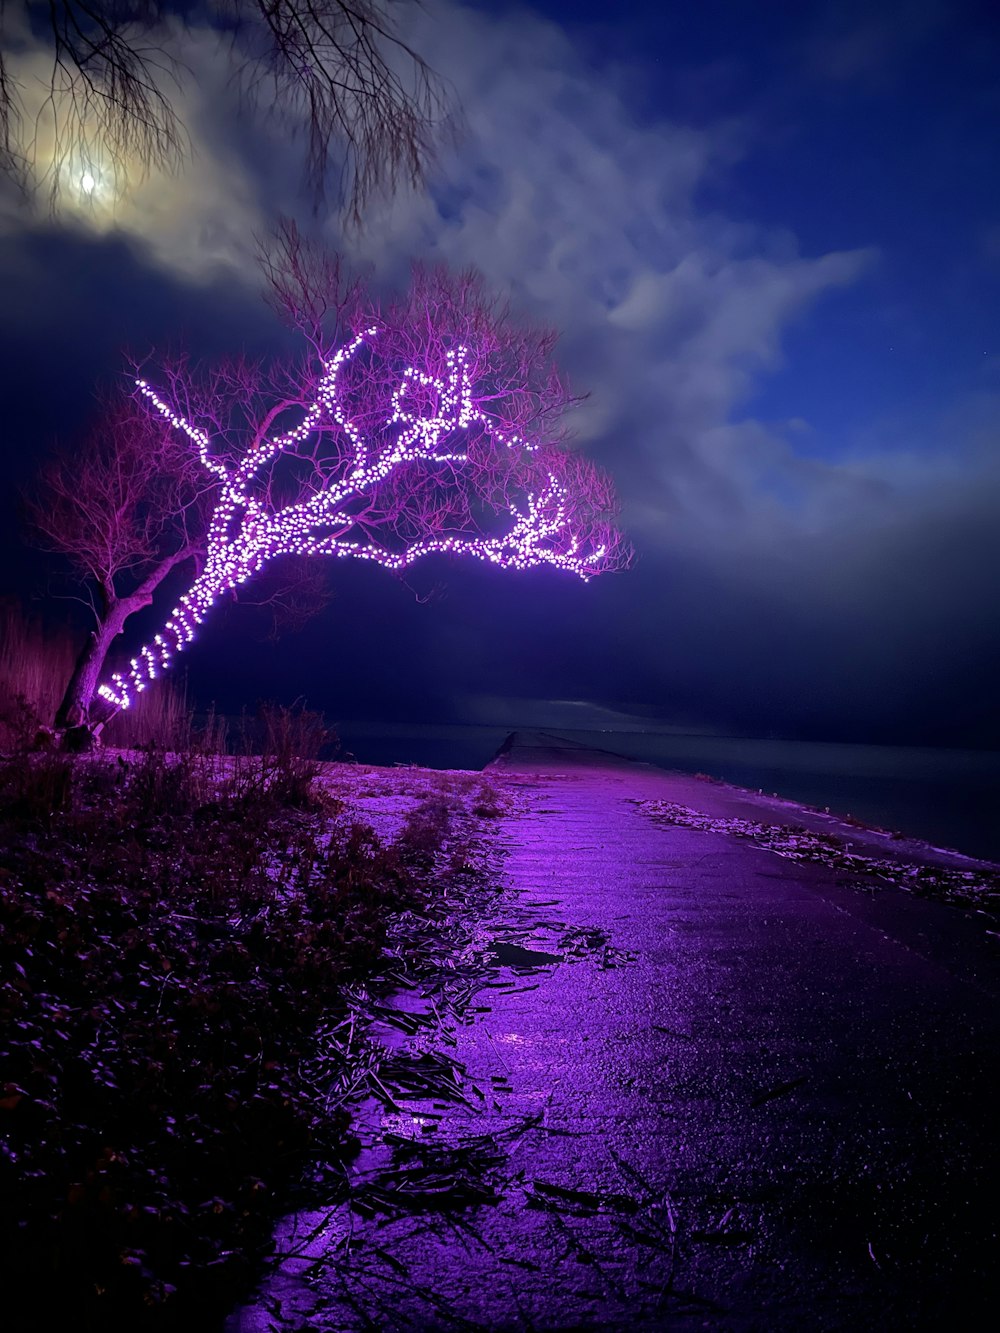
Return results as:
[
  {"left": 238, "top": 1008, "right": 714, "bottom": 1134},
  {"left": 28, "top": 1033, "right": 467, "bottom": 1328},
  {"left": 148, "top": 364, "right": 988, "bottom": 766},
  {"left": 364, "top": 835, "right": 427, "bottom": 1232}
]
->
[
  {"left": 0, "top": 17, "right": 267, "bottom": 283},
  {"left": 1, "top": 0, "right": 983, "bottom": 566},
  {"left": 338, "top": 1, "right": 884, "bottom": 553}
]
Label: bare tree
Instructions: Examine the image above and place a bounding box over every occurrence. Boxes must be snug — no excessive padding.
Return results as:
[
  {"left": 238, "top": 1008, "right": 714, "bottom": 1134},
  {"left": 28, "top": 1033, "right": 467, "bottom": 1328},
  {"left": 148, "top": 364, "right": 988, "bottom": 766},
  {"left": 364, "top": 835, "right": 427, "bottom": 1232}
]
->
[
  {"left": 0, "top": 1, "right": 450, "bottom": 216},
  {"left": 27, "top": 387, "right": 217, "bottom": 729}
]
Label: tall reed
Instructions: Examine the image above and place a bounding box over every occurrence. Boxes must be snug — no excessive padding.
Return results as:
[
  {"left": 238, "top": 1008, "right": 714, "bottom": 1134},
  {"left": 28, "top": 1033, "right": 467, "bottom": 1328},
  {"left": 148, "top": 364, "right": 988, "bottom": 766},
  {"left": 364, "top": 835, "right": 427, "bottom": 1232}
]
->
[
  {"left": 0, "top": 599, "right": 195, "bottom": 751},
  {"left": 103, "top": 674, "right": 195, "bottom": 751},
  {"left": 0, "top": 599, "right": 77, "bottom": 748}
]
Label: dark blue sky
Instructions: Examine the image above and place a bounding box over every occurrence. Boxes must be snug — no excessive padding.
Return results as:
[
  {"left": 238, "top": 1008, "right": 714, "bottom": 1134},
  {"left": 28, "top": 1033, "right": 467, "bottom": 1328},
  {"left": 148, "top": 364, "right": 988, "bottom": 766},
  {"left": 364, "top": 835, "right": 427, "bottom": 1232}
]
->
[
  {"left": 1, "top": 0, "right": 998, "bottom": 745},
  {"left": 533, "top": 0, "right": 1000, "bottom": 447}
]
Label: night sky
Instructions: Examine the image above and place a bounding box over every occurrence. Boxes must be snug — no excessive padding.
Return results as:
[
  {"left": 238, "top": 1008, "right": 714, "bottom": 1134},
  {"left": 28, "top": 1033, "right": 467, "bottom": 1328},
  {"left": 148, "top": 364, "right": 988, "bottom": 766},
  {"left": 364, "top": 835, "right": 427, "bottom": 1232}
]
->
[{"left": 2, "top": 0, "right": 999, "bottom": 746}]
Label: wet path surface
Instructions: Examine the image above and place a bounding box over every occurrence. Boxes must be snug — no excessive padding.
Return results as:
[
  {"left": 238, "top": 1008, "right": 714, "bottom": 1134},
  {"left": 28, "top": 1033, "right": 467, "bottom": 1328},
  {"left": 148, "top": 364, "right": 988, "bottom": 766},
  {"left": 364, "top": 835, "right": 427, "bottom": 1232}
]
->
[{"left": 234, "top": 733, "right": 1000, "bottom": 1330}]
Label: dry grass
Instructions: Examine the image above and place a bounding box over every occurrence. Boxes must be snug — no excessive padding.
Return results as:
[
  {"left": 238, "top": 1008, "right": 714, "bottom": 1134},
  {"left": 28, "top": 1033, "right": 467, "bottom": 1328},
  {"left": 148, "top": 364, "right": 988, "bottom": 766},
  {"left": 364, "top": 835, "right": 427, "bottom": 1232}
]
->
[
  {"left": 0, "top": 598, "right": 195, "bottom": 751},
  {"left": 104, "top": 677, "right": 196, "bottom": 750},
  {"left": 0, "top": 599, "right": 336, "bottom": 760},
  {"left": 0, "top": 599, "right": 77, "bottom": 748}
]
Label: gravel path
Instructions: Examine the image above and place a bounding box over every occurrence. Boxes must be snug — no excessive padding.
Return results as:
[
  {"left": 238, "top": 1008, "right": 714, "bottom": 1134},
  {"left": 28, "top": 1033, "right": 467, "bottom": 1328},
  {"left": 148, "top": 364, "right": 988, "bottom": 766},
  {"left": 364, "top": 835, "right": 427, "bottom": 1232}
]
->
[{"left": 233, "top": 732, "right": 1000, "bottom": 1330}]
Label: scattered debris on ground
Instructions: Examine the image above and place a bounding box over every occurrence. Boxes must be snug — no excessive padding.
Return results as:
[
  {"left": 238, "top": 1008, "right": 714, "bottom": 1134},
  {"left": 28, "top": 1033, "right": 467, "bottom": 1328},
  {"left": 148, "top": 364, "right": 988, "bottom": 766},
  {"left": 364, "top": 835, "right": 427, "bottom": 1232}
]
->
[{"left": 636, "top": 798, "right": 1000, "bottom": 919}]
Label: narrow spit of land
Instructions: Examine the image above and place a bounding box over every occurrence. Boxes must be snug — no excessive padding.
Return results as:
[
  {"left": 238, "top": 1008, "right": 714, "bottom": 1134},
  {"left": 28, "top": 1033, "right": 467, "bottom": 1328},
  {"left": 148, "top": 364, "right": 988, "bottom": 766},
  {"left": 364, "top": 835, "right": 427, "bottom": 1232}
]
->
[{"left": 235, "top": 730, "right": 1000, "bottom": 1331}]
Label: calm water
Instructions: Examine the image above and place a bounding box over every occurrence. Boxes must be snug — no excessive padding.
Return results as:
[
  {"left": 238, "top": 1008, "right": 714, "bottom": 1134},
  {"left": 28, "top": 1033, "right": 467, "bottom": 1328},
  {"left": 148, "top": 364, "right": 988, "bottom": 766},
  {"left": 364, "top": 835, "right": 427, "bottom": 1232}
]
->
[{"left": 336, "top": 722, "right": 1000, "bottom": 863}]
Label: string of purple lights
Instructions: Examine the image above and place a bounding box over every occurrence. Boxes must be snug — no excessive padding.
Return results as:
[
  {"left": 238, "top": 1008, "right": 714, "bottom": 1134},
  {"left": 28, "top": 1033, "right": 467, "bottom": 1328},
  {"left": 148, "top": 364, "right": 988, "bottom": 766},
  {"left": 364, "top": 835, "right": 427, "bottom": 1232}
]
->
[{"left": 99, "top": 327, "right": 623, "bottom": 712}]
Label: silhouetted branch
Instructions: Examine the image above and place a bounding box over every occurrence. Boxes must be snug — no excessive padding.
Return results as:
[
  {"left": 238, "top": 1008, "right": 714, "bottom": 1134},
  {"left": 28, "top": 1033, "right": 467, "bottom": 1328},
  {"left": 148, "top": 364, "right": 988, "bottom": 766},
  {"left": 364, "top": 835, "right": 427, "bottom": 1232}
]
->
[{"left": 0, "top": 1, "right": 452, "bottom": 212}]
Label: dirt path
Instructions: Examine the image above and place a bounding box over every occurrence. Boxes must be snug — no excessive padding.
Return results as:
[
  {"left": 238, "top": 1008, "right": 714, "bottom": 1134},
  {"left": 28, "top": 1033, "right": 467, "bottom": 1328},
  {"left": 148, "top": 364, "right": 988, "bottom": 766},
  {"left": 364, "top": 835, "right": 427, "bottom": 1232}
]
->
[{"left": 232, "top": 733, "right": 1000, "bottom": 1330}]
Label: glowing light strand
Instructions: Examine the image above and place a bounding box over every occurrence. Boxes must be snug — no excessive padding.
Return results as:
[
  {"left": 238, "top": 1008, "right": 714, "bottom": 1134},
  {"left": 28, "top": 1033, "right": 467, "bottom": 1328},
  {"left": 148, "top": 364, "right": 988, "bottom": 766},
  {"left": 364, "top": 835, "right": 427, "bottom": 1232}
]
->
[{"left": 98, "top": 330, "right": 615, "bottom": 711}]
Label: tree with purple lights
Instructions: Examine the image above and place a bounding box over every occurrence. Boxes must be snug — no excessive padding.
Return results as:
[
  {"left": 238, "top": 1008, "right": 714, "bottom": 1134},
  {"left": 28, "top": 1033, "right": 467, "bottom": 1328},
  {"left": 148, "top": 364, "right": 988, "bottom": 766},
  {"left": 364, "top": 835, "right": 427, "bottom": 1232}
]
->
[{"left": 33, "top": 232, "right": 631, "bottom": 730}]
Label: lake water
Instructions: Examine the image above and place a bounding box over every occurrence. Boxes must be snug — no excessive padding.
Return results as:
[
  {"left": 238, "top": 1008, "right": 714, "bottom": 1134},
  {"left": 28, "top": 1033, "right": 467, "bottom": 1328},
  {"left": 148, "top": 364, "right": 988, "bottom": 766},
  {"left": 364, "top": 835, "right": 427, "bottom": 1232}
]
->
[{"left": 336, "top": 722, "right": 1000, "bottom": 863}]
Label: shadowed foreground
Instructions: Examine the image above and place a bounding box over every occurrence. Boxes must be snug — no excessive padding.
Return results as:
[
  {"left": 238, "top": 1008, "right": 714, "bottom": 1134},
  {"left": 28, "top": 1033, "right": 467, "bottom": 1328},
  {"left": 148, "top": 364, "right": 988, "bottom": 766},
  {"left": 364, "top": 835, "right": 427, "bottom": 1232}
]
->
[{"left": 235, "top": 731, "right": 1000, "bottom": 1330}]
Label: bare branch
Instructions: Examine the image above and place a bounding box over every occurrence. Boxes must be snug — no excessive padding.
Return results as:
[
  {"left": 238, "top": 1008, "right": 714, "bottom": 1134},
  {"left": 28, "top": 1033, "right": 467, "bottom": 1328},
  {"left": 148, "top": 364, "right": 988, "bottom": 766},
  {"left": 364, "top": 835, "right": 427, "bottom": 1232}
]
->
[
  {"left": 237, "top": 0, "right": 453, "bottom": 218},
  {"left": 0, "top": 2, "right": 452, "bottom": 212},
  {"left": 255, "top": 216, "right": 369, "bottom": 353},
  {"left": 25, "top": 382, "right": 215, "bottom": 595}
]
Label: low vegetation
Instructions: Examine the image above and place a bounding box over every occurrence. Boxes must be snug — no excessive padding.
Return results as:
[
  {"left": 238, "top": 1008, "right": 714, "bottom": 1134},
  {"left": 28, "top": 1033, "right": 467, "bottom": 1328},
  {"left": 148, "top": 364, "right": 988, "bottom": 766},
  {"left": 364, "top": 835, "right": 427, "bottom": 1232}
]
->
[{"left": 0, "top": 707, "right": 500, "bottom": 1329}]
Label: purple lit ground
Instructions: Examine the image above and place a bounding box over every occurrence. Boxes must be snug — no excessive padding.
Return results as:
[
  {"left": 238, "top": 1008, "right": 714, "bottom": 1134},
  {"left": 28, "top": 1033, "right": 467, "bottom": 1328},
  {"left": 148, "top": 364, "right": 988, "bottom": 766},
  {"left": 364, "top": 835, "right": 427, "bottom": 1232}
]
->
[{"left": 232, "top": 733, "right": 1000, "bottom": 1330}]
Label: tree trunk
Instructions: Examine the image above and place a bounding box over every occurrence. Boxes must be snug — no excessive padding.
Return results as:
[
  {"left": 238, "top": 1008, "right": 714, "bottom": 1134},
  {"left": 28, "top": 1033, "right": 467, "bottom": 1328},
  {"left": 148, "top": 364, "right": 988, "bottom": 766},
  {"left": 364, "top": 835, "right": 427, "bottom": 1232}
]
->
[
  {"left": 54, "top": 550, "right": 196, "bottom": 731},
  {"left": 55, "top": 611, "right": 128, "bottom": 729}
]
